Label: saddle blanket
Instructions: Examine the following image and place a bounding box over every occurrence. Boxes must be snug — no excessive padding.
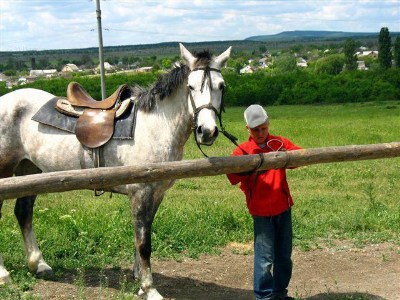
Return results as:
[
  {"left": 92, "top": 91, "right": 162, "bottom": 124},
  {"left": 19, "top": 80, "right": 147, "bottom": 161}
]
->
[{"left": 31, "top": 96, "right": 137, "bottom": 140}]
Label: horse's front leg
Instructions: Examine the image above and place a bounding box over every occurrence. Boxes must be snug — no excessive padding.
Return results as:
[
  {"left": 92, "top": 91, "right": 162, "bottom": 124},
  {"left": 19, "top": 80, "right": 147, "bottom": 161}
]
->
[
  {"left": 130, "top": 186, "right": 164, "bottom": 300},
  {"left": 0, "top": 201, "right": 11, "bottom": 284},
  {"left": 14, "top": 197, "right": 53, "bottom": 278},
  {"left": 0, "top": 256, "right": 10, "bottom": 284}
]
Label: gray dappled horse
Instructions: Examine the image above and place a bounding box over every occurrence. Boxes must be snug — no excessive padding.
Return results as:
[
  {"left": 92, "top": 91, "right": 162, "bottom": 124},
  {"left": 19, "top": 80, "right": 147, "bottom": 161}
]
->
[{"left": 0, "top": 44, "right": 231, "bottom": 299}]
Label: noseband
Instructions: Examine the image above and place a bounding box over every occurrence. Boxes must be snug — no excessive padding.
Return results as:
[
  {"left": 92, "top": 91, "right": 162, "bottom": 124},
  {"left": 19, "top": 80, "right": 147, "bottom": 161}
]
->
[{"left": 188, "top": 67, "right": 239, "bottom": 157}]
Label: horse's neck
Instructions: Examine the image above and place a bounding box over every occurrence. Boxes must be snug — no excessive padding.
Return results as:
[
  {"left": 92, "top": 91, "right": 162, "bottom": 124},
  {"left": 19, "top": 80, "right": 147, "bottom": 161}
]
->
[
  {"left": 134, "top": 86, "right": 192, "bottom": 162},
  {"left": 156, "top": 87, "right": 192, "bottom": 148}
]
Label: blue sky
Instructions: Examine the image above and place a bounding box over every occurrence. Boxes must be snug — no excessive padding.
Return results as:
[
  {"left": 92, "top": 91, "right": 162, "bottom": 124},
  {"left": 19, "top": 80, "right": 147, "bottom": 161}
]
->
[{"left": 0, "top": 0, "right": 399, "bottom": 51}]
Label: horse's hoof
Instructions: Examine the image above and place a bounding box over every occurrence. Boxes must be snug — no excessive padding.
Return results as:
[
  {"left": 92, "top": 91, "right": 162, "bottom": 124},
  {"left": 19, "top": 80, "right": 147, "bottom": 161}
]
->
[
  {"left": 0, "top": 271, "right": 11, "bottom": 285},
  {"left": 36, "top": 264, "right": 54, "bottom": 279},
  {"left": 36, "top": 269, "right": 54, "bottom": 279},
  {"left": 138, "top": 288, "right": 164, "bottom": 300}
]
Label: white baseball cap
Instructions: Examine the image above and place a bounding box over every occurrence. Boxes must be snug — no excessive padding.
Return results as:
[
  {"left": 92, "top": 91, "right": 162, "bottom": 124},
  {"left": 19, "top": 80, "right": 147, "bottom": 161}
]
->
[{"left": 244, "top": 105, "right": 269, "bottom": 128}]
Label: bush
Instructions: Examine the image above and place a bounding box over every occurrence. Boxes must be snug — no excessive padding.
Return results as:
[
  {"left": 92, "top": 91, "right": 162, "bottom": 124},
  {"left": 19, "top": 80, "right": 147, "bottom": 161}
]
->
[
  {"left": 2, "top": 73, "right": 158, "bottom": 98},
  {"left": 315, "top": 54, "right": 344, "bottom": 75},
  {"left": 226, "top": 68, "right": 400, "bottom": 106},
  {"left": 0, "top": 81, "right": 8, "bottom": 96}
]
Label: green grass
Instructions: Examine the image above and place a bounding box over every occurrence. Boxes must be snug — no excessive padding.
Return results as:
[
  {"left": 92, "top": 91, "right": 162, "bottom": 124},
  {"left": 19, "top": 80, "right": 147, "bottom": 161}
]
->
[{"left": 0, "top": 102, "right": 399, "bottom": 298}]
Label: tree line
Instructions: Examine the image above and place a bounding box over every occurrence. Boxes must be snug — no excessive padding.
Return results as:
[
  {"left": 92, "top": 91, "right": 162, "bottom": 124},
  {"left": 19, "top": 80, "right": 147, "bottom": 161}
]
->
[
  {"left": 224, "top": 68, "right": 399, "bottom": 106},
  {"left": 1, "top": 66, "right": 399, "bottom": 106}
]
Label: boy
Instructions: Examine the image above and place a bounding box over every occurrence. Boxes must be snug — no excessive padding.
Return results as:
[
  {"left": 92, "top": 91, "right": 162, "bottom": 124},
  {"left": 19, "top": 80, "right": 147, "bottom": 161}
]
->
[{"left": 227, "top": 104, "right": 301, "bottom": 300}]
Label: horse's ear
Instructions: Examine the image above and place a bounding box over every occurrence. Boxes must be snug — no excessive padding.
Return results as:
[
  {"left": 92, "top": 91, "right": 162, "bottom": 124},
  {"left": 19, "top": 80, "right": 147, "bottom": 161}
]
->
[
  {"left": 214, "top": 46, "right": 232, "bottom": 69},
  {"left": 180, "top": 43, "right": 196, "bottom": 69}
]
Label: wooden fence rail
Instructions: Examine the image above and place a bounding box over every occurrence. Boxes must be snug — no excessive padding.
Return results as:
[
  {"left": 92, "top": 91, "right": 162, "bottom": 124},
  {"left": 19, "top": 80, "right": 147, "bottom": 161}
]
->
[{"left": 0, "top": 142, "right": 399, "bottom": 201}]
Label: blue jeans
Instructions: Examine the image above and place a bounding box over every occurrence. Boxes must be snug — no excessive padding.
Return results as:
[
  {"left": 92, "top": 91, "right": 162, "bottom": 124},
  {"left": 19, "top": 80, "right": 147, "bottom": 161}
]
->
[{"left": 253, "top": 209, "right": 293, "bottom": 300}]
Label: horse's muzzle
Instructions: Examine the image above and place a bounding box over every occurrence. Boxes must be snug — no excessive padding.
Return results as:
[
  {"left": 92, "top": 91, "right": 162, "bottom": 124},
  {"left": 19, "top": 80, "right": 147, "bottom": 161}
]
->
[{"left": 196, "top": 126, "right": 219, "bottom": 145}]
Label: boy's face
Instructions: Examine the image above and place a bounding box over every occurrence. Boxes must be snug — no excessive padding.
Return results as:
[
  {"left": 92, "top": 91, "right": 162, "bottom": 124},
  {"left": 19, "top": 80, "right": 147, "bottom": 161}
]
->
[{"left": 246, "top": 121, "right": 269, "bottom": 144}]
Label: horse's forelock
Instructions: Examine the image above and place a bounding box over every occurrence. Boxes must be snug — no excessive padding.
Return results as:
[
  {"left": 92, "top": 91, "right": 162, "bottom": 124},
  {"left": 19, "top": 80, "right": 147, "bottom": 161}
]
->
[
  {"left": 193, "top": 50, "right": 213, "bottom": 68},
  {"left": 133, "top": 64, "right": 190, "bottom": 112}
]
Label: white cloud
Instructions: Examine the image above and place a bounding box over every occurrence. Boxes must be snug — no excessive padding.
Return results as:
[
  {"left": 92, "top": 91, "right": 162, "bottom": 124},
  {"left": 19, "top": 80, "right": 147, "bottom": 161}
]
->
[{"left": 0, "top": 0, "right": 399, "bottom": 51}]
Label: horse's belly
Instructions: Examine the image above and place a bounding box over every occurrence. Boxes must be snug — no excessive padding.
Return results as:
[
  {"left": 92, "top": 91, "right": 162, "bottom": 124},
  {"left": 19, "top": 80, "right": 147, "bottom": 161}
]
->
[{"left": 22, "top": 126, "right": 85, "bottom": 172}]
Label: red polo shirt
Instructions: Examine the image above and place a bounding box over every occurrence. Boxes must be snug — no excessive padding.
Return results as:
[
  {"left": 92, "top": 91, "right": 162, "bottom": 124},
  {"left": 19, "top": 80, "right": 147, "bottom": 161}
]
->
[{"left": 227, "top": 134, "right": 301, "bottom": 216}]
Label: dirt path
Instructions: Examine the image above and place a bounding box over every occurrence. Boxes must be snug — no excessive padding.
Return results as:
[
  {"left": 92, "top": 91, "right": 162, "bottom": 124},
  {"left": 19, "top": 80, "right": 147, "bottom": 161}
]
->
[{"left": 32, "top": 242, "right": 400, "bottom": 300}]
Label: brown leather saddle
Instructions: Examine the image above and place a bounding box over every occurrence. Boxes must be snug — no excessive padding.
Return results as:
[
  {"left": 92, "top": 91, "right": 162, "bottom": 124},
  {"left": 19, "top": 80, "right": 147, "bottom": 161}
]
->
[{"left": 55, "top": 82, "right": 133, "bottom": 148}]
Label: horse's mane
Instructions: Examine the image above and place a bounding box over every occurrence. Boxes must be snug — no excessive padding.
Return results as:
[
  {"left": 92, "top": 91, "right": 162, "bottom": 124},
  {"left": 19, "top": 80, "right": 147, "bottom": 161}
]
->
[{"left": 132, "top": 50, "right": 213, "bottom": 112}]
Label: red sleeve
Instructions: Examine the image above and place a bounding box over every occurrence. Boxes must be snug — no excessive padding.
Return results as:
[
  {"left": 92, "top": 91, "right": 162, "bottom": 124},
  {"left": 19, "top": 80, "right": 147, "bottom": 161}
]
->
[
  {"left": 226, "top": 147, "right": 249, "bottom": 185},
  {"left": 281, "top": 137, "right": 302, "bottom": 169}
]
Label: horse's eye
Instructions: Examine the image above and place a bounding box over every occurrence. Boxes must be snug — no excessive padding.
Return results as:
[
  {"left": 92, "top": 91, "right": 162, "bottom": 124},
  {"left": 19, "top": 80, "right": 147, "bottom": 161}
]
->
[
  {"left": 188, "top": 85, "right": 194, "bottom": 91},
  {"left": 219, "top": 83, "right": 225, "bottom": 91}
]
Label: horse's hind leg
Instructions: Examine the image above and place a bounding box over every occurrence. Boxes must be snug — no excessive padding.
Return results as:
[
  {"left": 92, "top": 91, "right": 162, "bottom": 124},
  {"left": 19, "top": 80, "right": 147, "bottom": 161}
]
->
[
  {"left": 0, "top": 201, "right": 11, "bottom": 284},
  {"left": 14, "top": 160, "right": 53, "bottom": 278}
]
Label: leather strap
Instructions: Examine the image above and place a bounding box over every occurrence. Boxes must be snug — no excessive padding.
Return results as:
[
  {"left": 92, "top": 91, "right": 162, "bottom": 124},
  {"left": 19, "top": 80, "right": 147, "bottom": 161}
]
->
[{"left": 188, "top": 67, "right": 239, "bottom": 158}]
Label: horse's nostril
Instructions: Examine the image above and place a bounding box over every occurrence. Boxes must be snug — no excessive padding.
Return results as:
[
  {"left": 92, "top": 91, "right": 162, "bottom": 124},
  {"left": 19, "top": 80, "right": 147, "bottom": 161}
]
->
[
  {"left": 196, "top": 126, "right": 219, "bottom": 145},
  {"left": 213, "top": 127, "right": 219, "bottom": 137}
]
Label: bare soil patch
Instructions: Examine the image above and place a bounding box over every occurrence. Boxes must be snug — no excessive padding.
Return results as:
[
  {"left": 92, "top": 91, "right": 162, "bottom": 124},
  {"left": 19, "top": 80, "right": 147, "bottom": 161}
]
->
[{"left": 32, "top": 242, "right": 400, "bottom": 299}]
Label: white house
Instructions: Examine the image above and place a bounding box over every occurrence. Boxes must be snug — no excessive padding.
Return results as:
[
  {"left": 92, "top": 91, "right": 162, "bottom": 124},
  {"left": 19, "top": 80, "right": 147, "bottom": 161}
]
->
[
  {"left": 297, "top": 58, "right": 308, "bottom": 68},
  {"left": 96, "top": 62, "right": 114, "bottom": 71},
  {"left": 240, "top": 65, "right": 256, "bottom": 74},
  {"left": 134, "top": 66, "right": 153, "bottom": 73},
  {"left": 258, "top": 57, "right": 269, "bottom": 68},
  {"left": 0, "top": 73, "right": 10, "bottom": 82},
  {"left": 1, "top": 73, "right": 16, "bottom": 88},
  {"left": 356, "top": 51, "right": 379, "bottom": 58},
  {"left": 61, "top": 63, "right": 79, "bottom": 72},
  {"left": 357, "top": 61, "right": 368, "bottom": 70},
  {"left": 29, "top": 69, "right": 57, "bottom": 78}
]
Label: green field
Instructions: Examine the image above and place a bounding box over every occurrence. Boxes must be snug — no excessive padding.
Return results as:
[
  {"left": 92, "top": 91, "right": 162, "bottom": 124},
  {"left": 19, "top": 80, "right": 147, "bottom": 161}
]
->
[{"left": 0, "top": 103, "right": 399, "bottom": 298}]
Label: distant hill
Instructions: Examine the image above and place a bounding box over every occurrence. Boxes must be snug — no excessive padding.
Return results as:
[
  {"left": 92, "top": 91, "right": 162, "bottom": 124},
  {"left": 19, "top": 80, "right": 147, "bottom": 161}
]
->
[
  {"left": 246, "top": 30, "right": 400, "bottom": 42},
  {"left": 2, "top": 30, "right": 400, "bottom": 68},
  {"left": 0, "top": 40, "right": 266, "bottom": 63}
]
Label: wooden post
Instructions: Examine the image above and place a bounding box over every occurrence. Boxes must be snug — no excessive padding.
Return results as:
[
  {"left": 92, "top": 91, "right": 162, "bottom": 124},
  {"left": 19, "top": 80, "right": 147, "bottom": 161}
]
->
[
  {"left": 95, "top": 0, "right": 106, "bottom": 100},
  {"left": 0, "top": 142, "right": 399, "bottom": 201}
]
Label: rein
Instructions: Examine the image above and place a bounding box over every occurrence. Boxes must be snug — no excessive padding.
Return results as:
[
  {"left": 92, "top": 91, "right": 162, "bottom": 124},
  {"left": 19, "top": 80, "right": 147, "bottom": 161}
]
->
[{"left": 188, "top": 67, "right": 239, "bottom": 157}]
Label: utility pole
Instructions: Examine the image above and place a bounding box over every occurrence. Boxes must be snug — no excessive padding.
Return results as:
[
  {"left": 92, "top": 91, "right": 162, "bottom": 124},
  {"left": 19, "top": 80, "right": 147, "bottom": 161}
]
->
[{"left": 96, "top": 0, "right": 106, "bottom": 100}]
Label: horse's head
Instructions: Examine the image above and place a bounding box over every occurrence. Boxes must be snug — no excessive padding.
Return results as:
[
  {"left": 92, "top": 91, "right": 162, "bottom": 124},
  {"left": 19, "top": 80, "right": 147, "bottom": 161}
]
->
[{"left": 180, "top": 43, "right": 231, "bottom": 146}]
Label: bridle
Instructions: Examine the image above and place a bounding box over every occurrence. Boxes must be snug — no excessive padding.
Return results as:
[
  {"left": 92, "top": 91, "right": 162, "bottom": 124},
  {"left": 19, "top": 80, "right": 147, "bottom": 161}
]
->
[{"left": 188, "top": 66, "right": 239, "bottom": 157}]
